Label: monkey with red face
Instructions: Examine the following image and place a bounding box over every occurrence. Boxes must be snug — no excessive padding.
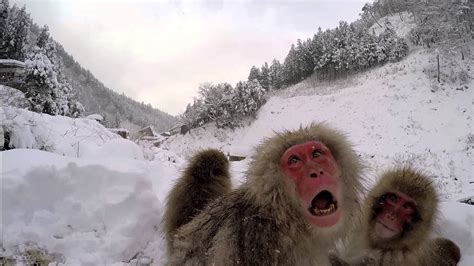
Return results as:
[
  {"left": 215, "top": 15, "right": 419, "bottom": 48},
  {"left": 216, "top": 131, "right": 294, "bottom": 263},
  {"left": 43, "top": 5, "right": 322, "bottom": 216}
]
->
[
  {"left": 329, "top": 167, "right": 461, "bottom": 266},
  {"left": 280, "top": 140, "right": 343, "bottom": 228},
  {"left": 164, "top": 124, "right": 364, "bottom": 265}
]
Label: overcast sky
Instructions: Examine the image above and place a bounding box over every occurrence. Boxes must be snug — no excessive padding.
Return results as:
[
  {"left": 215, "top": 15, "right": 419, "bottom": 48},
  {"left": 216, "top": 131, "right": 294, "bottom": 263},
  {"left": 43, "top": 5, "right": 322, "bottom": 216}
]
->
[{"left": 13, "top": 0, "right": 368, "bottom": 115}]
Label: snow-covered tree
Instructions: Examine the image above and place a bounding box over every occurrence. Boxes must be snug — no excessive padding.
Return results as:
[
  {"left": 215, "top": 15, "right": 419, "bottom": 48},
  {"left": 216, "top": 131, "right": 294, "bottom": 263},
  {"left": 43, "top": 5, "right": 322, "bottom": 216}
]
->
[
  {"left": 24, "top": 25, "right": 83, "bottom": 117},
  {"left": 233, "top": 79, "right": 266, "bottom": 117},
  {"left": 281, "top": 44, "right": 299, "bottom": 85},
  {"left": 0, "top": 3, "right": 30, "bottom": 60},
  {"left": 248, "top": 66, "right": 261, "bottom": 83},
  {"left": 259, "top": 62, "right": 270, "bottom": 91},
  {"left": 0, "top": 0, "right": 9, "bottom": 55},
  {"left": 269, "top": 59, "right": 283, "bottom": 90},
  {"left": 197, "top": 82, "right": 235, "bottom": 128}
]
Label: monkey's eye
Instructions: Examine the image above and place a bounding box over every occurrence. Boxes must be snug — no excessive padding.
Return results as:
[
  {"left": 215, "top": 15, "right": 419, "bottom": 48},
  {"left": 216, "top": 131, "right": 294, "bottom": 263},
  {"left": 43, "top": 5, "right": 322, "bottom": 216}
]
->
[
  {"left": 384, "top": 193, "right": 398, "bottom": 203},
  {"left": 288, "top": 155, "right": 301, "bottom": 165},
  {"left": 312, "top": 149, "right": 323, "bottom": 158}
]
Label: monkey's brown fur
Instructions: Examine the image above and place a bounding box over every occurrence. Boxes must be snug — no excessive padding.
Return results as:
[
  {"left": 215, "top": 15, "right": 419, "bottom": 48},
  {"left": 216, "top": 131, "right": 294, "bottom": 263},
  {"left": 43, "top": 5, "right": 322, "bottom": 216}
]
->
[
  {"left": 162, "top": 149, "right": 231, "bottom": 252},
  {"left": 329, "top": 167, "right": 461, "bottom": 265},
  {"left": 365, "top": 167, "right": 438, "bottom": 251},
  {"left": 166, "top": 124, "right": 364, "bottom": 265}
]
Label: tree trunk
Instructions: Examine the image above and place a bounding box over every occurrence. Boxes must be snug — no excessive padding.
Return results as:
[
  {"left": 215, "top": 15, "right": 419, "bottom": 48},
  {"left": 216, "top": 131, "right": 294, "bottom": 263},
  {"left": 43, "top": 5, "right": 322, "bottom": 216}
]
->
[{"left": 437, "top": 53, "right": 440, "bottom": 83}]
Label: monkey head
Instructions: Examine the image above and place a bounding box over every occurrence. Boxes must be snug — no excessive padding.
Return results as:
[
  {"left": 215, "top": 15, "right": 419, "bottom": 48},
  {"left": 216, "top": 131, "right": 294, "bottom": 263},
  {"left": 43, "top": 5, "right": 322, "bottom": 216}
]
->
[
  {"left": 366, "top": 167, "right": 438, "bottom": 250},
  {"left": 280, "top": 140, "right": 341, "bottom": 228},
  {"left": 246, "top": 124, "right": 363, "bottom": 236},
  {"left": 372, "top": 191, "right": 417, "bottom": 239}
]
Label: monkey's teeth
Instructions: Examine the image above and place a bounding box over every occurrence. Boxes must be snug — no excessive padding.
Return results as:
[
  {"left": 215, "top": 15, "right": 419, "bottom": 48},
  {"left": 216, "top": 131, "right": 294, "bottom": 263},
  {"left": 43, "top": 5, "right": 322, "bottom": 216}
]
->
[{"left": 312, "top": 203, "right": 337, "bottom": 216}]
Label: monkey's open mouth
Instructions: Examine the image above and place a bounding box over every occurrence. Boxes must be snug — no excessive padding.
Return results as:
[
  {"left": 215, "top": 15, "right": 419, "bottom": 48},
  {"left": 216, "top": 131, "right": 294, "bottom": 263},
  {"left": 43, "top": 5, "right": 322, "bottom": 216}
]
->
[{"left": 309, "top": 190, "right": 338, "bottom": 216}]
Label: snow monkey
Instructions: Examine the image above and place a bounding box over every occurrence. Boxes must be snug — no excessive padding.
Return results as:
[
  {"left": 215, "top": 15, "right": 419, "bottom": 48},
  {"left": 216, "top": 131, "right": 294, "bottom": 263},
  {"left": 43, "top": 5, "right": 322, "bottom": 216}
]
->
[
  {"left": 164, "top": 123, "right": 364, "bottom": 265},
  {"left": 329, "top": 167, "right": 461, "bottom": 266},
  {"left": 162, "top": 149, "right": 231, "bottom": 253}
]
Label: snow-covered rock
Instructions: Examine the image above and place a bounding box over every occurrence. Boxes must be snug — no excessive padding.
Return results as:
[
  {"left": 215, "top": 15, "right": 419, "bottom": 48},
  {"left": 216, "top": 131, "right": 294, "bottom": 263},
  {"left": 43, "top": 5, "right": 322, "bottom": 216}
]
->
[{"left": 2, "top": 106, "right": 119, "bottom": 157}]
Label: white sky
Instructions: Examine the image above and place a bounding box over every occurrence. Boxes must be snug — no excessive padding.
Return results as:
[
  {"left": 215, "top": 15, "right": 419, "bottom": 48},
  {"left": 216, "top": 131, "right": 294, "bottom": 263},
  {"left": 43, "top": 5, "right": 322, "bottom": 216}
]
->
[{"left": 13, "top": 0, "right": 368, "bottom": 115}]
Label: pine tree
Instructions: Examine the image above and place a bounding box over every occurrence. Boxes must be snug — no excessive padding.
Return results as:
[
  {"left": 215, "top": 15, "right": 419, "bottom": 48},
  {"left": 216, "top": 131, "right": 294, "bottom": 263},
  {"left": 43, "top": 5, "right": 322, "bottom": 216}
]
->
[
  {"left": 2, "top": 5, "right": 30, "bottom": 60},
  {"left": 0, "top": 0, "right": 9, "bottom": 58},
  {"left": 282, "top": 44, "right": 299, "bottom": 85},
  {"left": 294, "top": 39, "right": 314, "bottom": 80},
  {"left": 269, "top": 59, "right": 283, "bottom": 90},
  {"left": 259, "top": 62, "right": 270, "bottom": 91},
  {"left": 248, "top": 65, "right": 261, "bottom": 83}
]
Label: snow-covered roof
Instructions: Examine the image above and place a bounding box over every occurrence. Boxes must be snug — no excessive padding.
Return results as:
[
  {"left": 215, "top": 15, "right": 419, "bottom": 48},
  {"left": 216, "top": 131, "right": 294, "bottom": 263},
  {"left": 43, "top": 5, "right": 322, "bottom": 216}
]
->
[{"left": 0, "top": 59, "right": 26, "bottom": 68}]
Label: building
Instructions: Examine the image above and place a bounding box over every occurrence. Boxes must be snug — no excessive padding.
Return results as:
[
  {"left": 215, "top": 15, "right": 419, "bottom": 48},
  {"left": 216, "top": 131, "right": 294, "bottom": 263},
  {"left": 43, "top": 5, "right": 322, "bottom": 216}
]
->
[{"left": 0, "top": 59, "right": 26, "bottom": 88}]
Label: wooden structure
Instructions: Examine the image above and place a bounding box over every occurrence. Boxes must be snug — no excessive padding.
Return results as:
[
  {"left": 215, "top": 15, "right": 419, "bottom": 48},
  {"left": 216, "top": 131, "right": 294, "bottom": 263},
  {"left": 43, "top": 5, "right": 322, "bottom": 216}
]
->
[
  {"left": 228, "top": 155, "right": 246, "bottom": 162},
  {"left": 109, "top": 128, "right": 130, "bottom": 139},
  {"left": 0, "top": 59, "right": 25, "bottom": 87},
  {"left": 168, "top": 124, "right": 189, "bottom": 135},
  {"left": 137, "top": 126, "right": 156, "bottom": 139}
]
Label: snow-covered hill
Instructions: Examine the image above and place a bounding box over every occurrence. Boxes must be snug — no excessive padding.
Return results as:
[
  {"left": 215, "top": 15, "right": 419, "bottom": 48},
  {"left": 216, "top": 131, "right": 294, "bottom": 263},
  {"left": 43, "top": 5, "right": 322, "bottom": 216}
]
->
[
  {"left": 163, "top": 47, "right": 473, "bottom": 200},
  {"left": 1, "top": 17, "right": 473, "bottom": 266}
]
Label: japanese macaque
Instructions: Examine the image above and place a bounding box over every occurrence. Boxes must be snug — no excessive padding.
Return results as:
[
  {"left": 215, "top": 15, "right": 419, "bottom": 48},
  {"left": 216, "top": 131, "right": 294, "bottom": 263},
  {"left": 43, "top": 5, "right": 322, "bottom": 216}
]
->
[
  {"left": 164, "top": 124, "right": 364, "bottom": 265},
  {"left": 162, "top": 149, "right": 231, "bottom": 252},
  {"left": 329, "top": 167, "right": 461, "bottom": 266}
]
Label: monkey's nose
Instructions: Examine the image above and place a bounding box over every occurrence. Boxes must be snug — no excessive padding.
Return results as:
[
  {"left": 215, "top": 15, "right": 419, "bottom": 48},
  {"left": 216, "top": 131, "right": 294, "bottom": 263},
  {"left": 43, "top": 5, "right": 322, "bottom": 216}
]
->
[{"left": 310, "top": 172, "right": 318, "bottom": 178}]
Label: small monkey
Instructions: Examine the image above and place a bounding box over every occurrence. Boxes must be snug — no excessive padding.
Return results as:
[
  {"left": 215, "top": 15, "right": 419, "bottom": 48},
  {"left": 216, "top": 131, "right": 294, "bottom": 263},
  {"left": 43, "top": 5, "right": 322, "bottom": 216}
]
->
[{"left": 329, "top": 167, "right": 461, "bottom": 265}]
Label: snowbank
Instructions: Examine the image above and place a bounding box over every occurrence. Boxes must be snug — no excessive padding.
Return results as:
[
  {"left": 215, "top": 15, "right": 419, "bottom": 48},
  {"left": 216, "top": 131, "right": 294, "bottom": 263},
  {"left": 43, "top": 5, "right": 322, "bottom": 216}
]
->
[
  {"left": 0, "top": 149, "right": 181, "bottom": 265},
  {"left": 1, "top": 106, "right": 136, "bottom": 159}
]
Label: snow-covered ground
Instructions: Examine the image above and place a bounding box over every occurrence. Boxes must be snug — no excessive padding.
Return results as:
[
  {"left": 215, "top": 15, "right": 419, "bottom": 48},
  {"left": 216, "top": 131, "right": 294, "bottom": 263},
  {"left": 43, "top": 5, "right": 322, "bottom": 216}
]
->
[{"left": 1, "top": 15, "right": 473, "bottom": 265}]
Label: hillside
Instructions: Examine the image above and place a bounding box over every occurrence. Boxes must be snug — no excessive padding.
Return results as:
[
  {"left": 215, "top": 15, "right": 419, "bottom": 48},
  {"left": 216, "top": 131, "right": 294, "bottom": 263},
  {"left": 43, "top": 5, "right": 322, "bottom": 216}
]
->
[
  {"left": 3, "top": 15, "right": 177, "bottom": 132},
  {"left": 54, "top": 43, "right": 178, "bottom": 132}
]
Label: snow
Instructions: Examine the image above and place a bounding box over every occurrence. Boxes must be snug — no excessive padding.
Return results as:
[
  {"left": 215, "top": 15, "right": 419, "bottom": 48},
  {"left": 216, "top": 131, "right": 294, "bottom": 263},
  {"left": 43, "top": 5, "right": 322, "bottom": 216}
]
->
[
  {"left": 370, "top": 12, "right": 415, "bottom": 39},
  {"left": 0, "top": 58, "right": 26, "bottom": 67},
  {"left": 85, "top": 114, "right": 103, "bottom": 122},
  {"left": 1, "top": 22, "right": 473, "bottom": 266},
  {"left": 0, "top": 85, "right": 29, "bottom": 109},
  {"left": 2, "top": 106, "right": 119, "bottom": 157},
  {"left": 1, "top": 149, "right": 177, "bottom": 265}
]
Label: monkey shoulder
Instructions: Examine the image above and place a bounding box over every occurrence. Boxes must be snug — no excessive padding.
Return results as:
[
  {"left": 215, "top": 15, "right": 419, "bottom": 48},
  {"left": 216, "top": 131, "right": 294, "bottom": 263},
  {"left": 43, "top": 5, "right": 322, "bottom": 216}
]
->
[{"left": 172, "top": 189, "right": 296, "bottom": 265}]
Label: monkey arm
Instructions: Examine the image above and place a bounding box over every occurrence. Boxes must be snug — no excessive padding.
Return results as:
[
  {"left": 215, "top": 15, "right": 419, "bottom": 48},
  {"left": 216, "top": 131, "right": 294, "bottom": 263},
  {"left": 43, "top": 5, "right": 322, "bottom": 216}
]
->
[
  {"left": 168, "top": 189, "right": 298, "bottom": 265},
  {"left": 418, "top": 238, "right": 461, "bottom": 266}
]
